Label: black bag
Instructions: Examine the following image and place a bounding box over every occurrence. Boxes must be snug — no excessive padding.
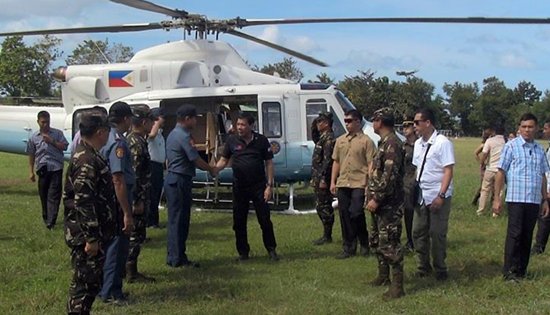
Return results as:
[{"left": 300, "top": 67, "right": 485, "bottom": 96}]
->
[{"left": 415, "top": 143, "right": 432, "bottom": 204}]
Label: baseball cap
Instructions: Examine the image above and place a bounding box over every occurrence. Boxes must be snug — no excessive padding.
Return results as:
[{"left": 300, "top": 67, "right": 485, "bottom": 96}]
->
[{"left": 177, "top": 104, "right": 197, "bottom": 119}]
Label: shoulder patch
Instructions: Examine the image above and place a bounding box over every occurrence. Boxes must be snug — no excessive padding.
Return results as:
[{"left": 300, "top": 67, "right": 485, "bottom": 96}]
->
[{"left": 115, "top": 147, "right": 125, "bottom": 158}]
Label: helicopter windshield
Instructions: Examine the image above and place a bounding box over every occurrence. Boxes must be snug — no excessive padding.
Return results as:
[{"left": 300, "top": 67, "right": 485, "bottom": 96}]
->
[{"left": 335, "top": 90, "right": 356, "bottom": 113}]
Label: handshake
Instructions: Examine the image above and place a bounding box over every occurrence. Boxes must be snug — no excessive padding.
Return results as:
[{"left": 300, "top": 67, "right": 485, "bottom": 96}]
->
[{"left": 209, "top": 166, "right": 220, "bottom": 178}]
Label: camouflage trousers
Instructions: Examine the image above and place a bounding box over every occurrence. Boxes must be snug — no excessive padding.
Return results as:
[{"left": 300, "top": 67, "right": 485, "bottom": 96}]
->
[
  {"left": 67, "top": 244, "right": 105, "bottom": 314},
  {"left": 369, "top": 205, "right": 404, "bottom": 268},
  {"left": 314, "top": 186, "right": 334, "bottom": 227},
  {"left": 128, "top": 213, "right": 147, "bottom": 263}
]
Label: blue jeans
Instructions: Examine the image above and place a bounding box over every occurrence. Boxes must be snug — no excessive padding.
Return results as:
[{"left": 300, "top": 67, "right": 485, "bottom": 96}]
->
[
  {"left": 98, "top": 234, "right": 129, "bottom": 299},
  {"left": 165, "top": 172, "right": 192, "bottom": 266}
]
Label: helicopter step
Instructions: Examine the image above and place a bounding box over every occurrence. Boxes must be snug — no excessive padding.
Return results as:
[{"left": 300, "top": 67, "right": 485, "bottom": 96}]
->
[{"left": 191, "top": 179, "right": 316, "bottom": 214}]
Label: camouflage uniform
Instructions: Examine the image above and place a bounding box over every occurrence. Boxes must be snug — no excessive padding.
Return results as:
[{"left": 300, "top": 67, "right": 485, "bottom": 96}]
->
[
  {"left": 368, "top": 131, "right": 405, "bottom": 271},
  {"left": 403, "top": 139, "right": 416, "bottom": 249},
  {"left": 311, "top": 128, "right": 336, "bottom": 242},
  {"left": 63, "top": 141, "right": 117, "bottom": 314},
  {"left": 367, "top": 108, "right": 405, "bottom": 298},
  {"left": 127, "top": 131, "right": 152, "bottom": 264}
]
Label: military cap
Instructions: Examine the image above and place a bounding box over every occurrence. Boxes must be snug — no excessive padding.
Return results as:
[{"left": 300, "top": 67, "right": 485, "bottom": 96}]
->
[
  {"left": 151, "top": 107, "right": 165, "bottom": 119},
  {"left": 317, "top": 112, "right": 333, "bottom": 123},
  {"left": 402, "top": 120, "right": 414, "bottom": 128},
  {"left": 132, "top": 104, "right": 154, "bottom": 120},
  {"left": 177, "top": 104, "right": 197, "bottom": 119},
  {"left": 371, "top": 107, "right": 395, "bottom": 121},
  {"left": 109, "top": 101, "right": 135, "bottom": 118}
]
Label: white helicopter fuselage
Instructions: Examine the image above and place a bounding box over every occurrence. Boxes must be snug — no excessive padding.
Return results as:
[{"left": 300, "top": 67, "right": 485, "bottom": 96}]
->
[{"left": 0, "top": 40, "right": 378, "bottom": 185}]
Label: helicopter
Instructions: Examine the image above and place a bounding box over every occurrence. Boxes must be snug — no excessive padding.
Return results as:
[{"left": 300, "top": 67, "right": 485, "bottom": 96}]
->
[{"left": 1, "top": 0, "right": 550, "bottom": 212}]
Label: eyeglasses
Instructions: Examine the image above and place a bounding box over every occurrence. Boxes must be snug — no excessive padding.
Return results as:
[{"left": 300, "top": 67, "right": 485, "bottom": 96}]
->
[
  {"left": 414, "top": 119, "right": 426, "bottom": 125},
  {"left": 344, "top": 118, "right": 356, "bottom": 124}
]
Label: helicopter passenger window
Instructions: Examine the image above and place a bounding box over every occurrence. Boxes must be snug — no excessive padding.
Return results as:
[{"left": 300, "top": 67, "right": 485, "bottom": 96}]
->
[
  {"left": 306, "top": 99, "right": 327, "bottom": 140},
  {"left": 261, "top": 102, "right": 282, "bottom": 138}
]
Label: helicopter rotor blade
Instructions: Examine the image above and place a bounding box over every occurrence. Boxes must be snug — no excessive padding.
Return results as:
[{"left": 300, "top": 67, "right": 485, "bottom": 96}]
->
[
  {"left": 0, "top": 23, "right": 165, "bottom": 37},
  {"left": 110, "top": 0, "right": 188, "bottom": 18},
  {"left": 226, "top": 29, "right": 328, "bottom": 67},
  {"left": 238, "top": 17, "right": 550, "bottom": 27}
]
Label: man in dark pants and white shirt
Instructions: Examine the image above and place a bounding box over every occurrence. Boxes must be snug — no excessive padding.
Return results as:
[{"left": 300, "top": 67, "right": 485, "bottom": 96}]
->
[
  {"left": 27, "top": 110, "right": 69, "bottom": 229},
  {"left": 412, "top": 108, "right": 455, "bottom": 281},
  {"left": 493, "top": 113, "right": 549, "bottom": 281},
  {"left": 214, "top": 112, "right": 279, "bottom": 261}
]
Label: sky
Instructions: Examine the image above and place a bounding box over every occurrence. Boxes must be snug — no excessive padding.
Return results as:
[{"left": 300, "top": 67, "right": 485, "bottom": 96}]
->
[{"left": 1, "top": 0, "right": 550, "bottom": 95}]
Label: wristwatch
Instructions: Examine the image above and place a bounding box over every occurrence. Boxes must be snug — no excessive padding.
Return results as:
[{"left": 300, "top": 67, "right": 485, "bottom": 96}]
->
[{"left": 438, "top": 192, "right": 446, "bottom": 199}]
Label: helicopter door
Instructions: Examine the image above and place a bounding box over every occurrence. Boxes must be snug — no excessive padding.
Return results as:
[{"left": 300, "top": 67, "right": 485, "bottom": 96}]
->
[
  {"left": 259, "top": 98, "right": 286, "bottom": 169},
  {"left": 300, "top": 97, "right": 328, "bottom": 169}
]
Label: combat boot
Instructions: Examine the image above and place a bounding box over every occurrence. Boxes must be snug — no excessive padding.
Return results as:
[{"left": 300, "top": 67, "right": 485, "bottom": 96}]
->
[
  {"left": 370, "top": 264, "right": 391, "bottom": 286},
  {"left": 383, "top": 266, "right": 405, "bottom": 300},
  {"left": 312, "top": 225, "right": 333, "bottom": 245},
  {"left": 126, "top": 262, "right": 156, "bottom": 283}
]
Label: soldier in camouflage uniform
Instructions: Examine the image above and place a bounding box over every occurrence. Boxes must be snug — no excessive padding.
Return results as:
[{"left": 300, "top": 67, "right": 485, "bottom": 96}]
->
[
  {"left": 126, "top": 105, "right": 156, "bottom": 283},
  {"left": 366, "top": 108, "right": 406, "bottom": 299},
  {"left": 63, "top": 113, "right": 117, "bottom": 314},
  {"left": 402, "top": 120, "right": 417, "bottom": 251},
  {"left": 311, "top": 112, "right": 336, "bottom": 245}
]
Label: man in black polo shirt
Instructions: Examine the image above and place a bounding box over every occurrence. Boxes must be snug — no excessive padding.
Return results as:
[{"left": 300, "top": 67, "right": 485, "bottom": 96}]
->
[{"left": 214, "top": 112, "right": 279, "bottom": 261}]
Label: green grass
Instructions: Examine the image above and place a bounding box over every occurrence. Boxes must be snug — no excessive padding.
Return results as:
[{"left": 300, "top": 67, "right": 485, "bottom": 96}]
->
[{"left": 2, "top": 138, "right": 550, "bottom": 314}]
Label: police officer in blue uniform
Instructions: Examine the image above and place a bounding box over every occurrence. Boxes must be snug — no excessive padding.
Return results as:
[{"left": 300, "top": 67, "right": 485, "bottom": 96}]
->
[
  {"left": 165, "top": 104, "right": 213, "bottom": 268},
  {"left": 214, "top": 112, "right": 279, "bottom": 261},
  {"left": 98, "top": 101, "right": 136, "bottom": 305}
]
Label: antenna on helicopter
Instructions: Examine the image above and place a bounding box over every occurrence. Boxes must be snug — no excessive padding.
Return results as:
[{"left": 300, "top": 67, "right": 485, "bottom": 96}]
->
[{"left": 91, "top": 39, "right": 112, "bottom": 64}]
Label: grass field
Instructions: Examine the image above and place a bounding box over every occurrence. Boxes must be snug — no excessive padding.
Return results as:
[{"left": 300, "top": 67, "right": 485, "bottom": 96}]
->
[{"left": 2, "top": 137, "right": 550, "bottom": 314}]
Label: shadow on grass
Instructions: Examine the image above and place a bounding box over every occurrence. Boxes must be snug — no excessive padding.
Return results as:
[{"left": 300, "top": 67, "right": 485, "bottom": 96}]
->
[
  {"left": 405, "top": 258, "right": 502, "bottom": 295},
  {"left": 0, "top": 187, "right": 37, "bottom": 197},
  {"left": 127, "top": 256, "right": 251, "bottom": 304},
  {"left": 143, "top": 216, "right": 233, "bottom": 249}
]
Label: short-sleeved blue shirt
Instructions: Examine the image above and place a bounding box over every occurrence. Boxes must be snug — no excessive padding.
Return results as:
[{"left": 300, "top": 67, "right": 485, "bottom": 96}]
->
[
  {"left": 26, "top": 127, "right": 68, "bottom": 172},
  {"left": 100, "top": 128, "right": 136, "bottom": 205},
  {"left": 166, "top": 124, "right": 199, "bottom": 177},
  {"left": 498, "top": 136, "right": 550, "bottom": 204}
]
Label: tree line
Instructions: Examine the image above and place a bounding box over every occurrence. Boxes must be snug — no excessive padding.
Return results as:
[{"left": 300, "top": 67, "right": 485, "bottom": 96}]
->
[{"left": 1, "top": 36, "right": 549, "bottom": 136}]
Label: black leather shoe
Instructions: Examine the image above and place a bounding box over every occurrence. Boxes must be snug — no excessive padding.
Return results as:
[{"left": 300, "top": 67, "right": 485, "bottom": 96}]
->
[
  {"left": 268, "top": 250, "right": 280, "bottom": 261},
  {"left": 336, "top": 251, "right": 353, "bottom": 259},
  {"left": 236, "top": 254, "right": 249, "bottom": 261},
  {"left": 435, "top": 271, "right": 448, "bottom": 281}
]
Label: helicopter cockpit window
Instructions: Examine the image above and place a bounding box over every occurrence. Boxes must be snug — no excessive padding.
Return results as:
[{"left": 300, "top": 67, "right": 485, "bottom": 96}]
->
[
  {"left": 261, "top": 102, "right": 282, "bottom": 138},
  {"left": 306, "top": 98, "right": 327, "bottom": 141}
]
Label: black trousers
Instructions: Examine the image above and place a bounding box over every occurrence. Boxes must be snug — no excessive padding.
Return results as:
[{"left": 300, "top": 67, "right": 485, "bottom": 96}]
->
[
  {"left": 337, "top": 188, "right": 369, "bottom": 254},
  {"left": 503, "top": 202, "right": 540, "bottom": 277},
  {"left": 232, "top": 183, "right": 277, "bottom": 255},
  {"left": 38, "top": 169, "right": 63, "bottom": 227},
  {"left": 533, "top": 208, "right": 550, "bottom": 252}
]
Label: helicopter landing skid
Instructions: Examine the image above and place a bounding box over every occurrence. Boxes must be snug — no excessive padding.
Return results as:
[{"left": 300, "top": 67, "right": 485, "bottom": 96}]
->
[{"left": 192, "top": 181, "right": 315, "bottom": 214}]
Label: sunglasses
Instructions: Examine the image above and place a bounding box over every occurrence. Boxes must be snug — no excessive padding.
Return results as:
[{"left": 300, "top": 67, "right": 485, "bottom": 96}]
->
[
  {"left": 414, "top": 119, "right": 426, "bottom": 125},
  {"left": 344, "top": 118, "right": 356, "bottom": 124}
]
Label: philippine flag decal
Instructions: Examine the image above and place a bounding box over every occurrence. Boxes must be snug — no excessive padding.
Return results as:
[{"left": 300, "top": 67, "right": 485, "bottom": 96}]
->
[{"left": 109, "top": 70, "right": 134, "bottom": 87}]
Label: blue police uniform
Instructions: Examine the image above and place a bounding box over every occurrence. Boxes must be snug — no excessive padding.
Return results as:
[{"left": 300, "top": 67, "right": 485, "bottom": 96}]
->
[
  {"left": 98, "top": 127, "right": 135, "bottom": 300},
  {"left": 165, "top": 124, "right": 199, "bottom": 267}
]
